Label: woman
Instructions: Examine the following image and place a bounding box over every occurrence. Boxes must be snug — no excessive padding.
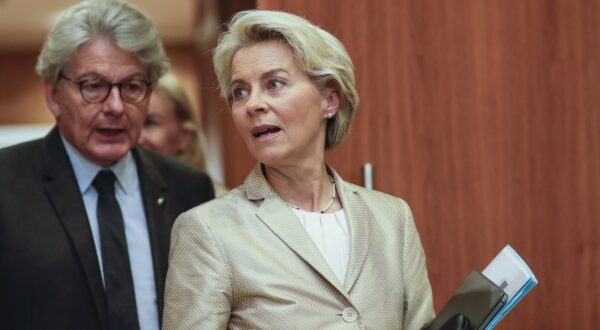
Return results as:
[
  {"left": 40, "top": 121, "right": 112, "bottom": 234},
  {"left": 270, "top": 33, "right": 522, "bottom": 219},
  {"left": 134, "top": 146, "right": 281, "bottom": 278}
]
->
[
  {"left": 138, "top": 73, "right": 228, "bottom": 195},
  {"left": 163, "top": 10, "right": 434, "bottom": 329},
  {"left": 139, "top": 73, "right": 207, "bottom": 170}
]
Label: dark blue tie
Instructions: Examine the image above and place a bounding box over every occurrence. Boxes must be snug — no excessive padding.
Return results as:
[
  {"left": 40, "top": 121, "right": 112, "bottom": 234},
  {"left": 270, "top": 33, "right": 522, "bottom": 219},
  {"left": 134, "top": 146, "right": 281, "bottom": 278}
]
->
[{"left": 93, "top": 170, "right": 140, "bottom": 330}]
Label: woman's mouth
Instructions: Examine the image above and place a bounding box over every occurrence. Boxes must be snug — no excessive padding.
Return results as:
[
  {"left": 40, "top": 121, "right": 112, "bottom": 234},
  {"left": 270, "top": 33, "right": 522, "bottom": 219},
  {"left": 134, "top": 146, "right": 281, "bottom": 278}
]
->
[{"left": 251, "top": 124, "right": 281, "bottom": 138}]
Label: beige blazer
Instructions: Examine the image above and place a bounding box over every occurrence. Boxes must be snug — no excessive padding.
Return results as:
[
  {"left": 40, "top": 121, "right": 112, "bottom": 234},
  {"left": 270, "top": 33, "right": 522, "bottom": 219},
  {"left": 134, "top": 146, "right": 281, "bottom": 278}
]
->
[{"left": 163, "top": 165, "right": 434, "bottom": 329}]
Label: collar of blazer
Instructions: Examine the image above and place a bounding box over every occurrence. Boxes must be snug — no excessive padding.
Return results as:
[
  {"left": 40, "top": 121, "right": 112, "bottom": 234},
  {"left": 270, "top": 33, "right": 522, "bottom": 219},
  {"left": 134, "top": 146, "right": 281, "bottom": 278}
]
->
[
  {"left": 240, "top": 163, "right": 372, "bottom": 298},
  {"left": 41, "top": 127, "right": 166, "bottom": 192}
]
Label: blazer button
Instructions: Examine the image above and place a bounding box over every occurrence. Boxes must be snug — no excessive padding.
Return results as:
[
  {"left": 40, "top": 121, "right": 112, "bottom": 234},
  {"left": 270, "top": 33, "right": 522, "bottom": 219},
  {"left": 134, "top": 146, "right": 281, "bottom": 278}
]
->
[{"left": 342, "top": 307, "right": 358, "bottom": 323}]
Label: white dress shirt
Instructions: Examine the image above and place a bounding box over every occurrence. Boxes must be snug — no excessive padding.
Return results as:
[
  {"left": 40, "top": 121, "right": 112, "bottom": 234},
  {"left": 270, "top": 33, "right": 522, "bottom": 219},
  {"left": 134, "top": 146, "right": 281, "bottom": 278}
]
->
[
  {"left": 289, "top": 208, "right": 350, "bottom": 284},
  {"left": 62, "top": 136, "right": 159, "bottom": 330}
]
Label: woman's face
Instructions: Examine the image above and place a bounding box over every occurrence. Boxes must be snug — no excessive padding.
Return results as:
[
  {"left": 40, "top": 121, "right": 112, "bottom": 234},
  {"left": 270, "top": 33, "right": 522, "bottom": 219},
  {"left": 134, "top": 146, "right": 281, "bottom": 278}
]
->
[
  {"left": 138, "top": 90, "right": 190, "bottom": 156},
  {"left": 230, "top": 40, "right": 339, "bottom": 167}
]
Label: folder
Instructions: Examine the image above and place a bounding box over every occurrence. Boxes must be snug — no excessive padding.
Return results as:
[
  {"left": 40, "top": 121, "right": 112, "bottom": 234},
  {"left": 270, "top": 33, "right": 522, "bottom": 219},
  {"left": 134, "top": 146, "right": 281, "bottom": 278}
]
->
[
  {"left": 422, "top": 271, "right": 507, "bottom": 330},
  {"left": 481, "top": 245, "right": 538, "bottom": 328}
]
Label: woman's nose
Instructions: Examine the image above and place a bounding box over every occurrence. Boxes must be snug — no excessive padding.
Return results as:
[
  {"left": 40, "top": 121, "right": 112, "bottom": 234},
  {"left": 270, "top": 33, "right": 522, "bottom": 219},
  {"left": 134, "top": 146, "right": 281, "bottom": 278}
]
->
[{"left": 245, "top": 91, "right": 268, "bottom": 115}]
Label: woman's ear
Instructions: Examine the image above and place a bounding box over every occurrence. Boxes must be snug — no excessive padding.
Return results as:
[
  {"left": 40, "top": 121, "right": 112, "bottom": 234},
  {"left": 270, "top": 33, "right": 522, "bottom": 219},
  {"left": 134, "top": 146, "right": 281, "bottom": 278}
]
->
[
  {"left": 322, "top": 87, "right": 340, "bottom": 119},
  {"left": 177, "top": 129, "right": 194, "bottom": 153},
  {"left": 43, "top": 79, "right": 62, "bottom": 118}
]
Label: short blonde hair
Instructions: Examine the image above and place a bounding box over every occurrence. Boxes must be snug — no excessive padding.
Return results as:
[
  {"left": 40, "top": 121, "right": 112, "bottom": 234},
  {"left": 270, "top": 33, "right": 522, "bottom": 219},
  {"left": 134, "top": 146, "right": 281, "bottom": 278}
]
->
[
  {"left": 213, "top": 10, "right": 359, "bottom": 149},
  {"left": 155, "top": 73, "right": 207, "bottom": 171}
]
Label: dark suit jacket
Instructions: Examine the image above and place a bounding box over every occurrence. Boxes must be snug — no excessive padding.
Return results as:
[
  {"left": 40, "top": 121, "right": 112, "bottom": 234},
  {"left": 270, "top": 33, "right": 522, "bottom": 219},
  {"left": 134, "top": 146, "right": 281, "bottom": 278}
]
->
[{"left": 0, "top": 127, "right": 214, "bottom": 330}]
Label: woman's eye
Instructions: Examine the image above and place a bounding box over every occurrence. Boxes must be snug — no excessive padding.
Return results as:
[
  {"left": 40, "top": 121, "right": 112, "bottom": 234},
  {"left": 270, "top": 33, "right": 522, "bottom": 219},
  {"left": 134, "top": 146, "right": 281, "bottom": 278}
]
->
[
  {"left": 267, "top": 80, "right": 284, "bottom": 90},
  {"left": 144, "top": 117, "right": 158, "bottom": 127},
  {"left": 232, "top": 88, "right": 248, "bottom": 101}
]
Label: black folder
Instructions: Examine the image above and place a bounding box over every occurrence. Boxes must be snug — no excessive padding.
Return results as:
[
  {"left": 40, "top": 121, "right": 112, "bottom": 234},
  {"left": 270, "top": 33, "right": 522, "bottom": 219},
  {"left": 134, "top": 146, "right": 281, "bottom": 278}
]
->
[{"left": 423, "top": 271, "right": 508, "bottom": 330}]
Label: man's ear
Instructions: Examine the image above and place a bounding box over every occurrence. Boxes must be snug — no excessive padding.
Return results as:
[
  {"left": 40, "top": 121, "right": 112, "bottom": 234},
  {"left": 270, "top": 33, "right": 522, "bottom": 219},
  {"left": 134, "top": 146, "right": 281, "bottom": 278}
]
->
[
  {"left": 42, "top": 79, "right": 62, "bottom": 118},
  {"left": 322, "top": 87, "right": 340, "bottom": 119}
]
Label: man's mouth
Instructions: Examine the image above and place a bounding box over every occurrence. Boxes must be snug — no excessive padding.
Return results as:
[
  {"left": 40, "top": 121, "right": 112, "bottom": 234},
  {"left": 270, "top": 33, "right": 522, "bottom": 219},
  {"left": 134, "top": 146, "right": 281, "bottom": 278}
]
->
[{"left": 96, "top": 128, "right": 125, "bottom": 137}]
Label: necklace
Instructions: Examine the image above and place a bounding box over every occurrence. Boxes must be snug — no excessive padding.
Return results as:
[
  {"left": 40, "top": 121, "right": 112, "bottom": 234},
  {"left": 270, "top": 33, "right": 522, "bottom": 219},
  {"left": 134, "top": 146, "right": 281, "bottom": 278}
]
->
[{"left": 283, "top": 175, "right": 337, "bottom": 214}]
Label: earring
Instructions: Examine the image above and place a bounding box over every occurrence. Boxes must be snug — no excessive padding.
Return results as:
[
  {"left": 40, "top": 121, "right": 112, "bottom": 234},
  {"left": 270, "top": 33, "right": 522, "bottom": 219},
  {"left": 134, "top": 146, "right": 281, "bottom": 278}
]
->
[{"left": 327, "top": 113, "right": 333, "bottom": 118}]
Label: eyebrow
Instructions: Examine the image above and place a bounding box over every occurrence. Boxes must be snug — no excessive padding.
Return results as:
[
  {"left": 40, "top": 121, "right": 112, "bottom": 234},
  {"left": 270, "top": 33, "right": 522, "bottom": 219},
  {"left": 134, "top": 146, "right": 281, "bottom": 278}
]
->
[
  {"left": 76, "top": 72, "right": 147, "bottom": 82},
  {"left": 230, "top": 68, "right": 290, "bottom": 87}
]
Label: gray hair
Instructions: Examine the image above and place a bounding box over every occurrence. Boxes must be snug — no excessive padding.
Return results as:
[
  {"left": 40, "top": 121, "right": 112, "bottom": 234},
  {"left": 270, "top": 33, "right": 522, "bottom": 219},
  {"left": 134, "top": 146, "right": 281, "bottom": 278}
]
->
[
  {"left": 36, "top": 0, "right": 170, "bottom": 84},
  {"left": 213, "top": 10, "right": 359, "bottom": 150}
]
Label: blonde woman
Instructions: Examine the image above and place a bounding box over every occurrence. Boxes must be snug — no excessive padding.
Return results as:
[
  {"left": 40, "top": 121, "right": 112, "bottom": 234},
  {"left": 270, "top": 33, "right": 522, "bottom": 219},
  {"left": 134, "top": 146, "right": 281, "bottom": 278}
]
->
[{"left": 163, "top": 10, "right": 434, "bottom": 329}]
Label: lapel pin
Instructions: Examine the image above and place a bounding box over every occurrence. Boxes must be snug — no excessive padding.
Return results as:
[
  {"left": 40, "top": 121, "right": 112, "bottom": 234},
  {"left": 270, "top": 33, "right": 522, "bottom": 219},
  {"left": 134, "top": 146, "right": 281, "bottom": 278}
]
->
[{"left": 157, "top": 196, "right": 165, "bottom": 206}]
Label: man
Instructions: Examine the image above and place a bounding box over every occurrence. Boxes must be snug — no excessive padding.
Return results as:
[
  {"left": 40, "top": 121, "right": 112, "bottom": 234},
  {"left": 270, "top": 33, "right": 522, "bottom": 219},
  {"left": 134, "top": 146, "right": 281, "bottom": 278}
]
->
[{"left": 0, "top": 1, "right": 214, "bottom": 330}]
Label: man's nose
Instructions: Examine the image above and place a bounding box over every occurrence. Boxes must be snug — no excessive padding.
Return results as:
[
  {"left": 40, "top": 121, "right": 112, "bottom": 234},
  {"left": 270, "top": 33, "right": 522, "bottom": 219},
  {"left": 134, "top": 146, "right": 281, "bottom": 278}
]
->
[{"left": 103, "top": 86, "right": 126, "bottom": 114}]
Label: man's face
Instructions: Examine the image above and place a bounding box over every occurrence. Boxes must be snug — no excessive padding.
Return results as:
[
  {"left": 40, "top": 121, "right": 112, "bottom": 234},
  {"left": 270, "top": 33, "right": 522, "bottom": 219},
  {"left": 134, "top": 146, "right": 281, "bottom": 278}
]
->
[{"left": 43, "top": 37, "right": 150, "bottom": 166}]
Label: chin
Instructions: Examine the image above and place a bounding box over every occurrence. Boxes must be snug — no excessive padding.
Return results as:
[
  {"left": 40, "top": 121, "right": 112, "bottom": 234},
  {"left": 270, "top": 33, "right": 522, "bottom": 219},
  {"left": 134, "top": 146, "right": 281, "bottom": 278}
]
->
[
  {"left": 90, "top": 145, "right": 131, "bottom": 166},
  {"left": 256, "top": 153, "right": 288, "bottom": 168}
]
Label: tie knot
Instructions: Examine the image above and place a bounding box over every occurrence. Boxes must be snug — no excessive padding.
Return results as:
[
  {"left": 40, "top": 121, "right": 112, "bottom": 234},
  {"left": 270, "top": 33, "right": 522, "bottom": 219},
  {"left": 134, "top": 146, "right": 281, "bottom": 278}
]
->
[{"left": 93, "top": 170, "right": 116, "bottom": 195}]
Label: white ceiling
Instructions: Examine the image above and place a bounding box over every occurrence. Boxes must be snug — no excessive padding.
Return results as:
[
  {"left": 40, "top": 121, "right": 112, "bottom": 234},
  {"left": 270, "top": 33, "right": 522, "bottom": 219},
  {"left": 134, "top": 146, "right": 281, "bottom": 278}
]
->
[{"left": 0, "top": 0, "right": 197, "bottom": 51}]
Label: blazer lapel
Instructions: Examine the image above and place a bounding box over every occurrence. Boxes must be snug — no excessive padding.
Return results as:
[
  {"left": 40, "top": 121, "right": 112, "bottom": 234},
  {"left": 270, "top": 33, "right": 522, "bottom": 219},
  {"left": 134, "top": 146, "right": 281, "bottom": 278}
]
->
[
  {"left": 133, "top": 149, "right": 169, "bottom": 317},
  {"left": 244, "top": 165, "right": 349, "bottom": 297},
  {"left": 334, "top": 174, "right": 371, "bottom": 293},
  {"left": 41, "top": 128, "right": 108, "bottom": 330},
  {"left": 256, "top": 199, "right": 349, "bottom": 295}
]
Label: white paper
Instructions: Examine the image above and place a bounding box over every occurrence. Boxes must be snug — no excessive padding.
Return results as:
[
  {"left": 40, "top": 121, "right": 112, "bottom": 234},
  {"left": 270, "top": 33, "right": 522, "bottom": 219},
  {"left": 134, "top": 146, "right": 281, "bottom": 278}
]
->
[
  {"left": 482, "top": 245, "right": 533, "bottom": 299},
  {"left": 481, "top": 245, "right": 538, "bottom": 329}
]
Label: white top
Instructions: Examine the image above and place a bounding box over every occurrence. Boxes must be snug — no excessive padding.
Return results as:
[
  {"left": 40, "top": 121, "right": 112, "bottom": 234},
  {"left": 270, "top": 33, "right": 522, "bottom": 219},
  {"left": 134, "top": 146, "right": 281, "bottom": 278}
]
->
[
  {"left": 62, "top": 136, "right": 159, "bottom": 330},
  {"left": 289, "top": 208, "right": 350, "bottom": 284}
]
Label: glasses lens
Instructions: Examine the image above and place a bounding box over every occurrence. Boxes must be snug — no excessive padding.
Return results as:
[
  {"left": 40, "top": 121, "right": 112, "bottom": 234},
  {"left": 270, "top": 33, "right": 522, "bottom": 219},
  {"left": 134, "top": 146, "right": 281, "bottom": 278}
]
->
[
  {"left": 121, "top": 80, "right": 148, "bottom": 103},
  {"left": 81, "top": 80, "right": 110, "bottom": 103},
  {"left": 77, "top": 77, "right": 149, "bottom": 104}
]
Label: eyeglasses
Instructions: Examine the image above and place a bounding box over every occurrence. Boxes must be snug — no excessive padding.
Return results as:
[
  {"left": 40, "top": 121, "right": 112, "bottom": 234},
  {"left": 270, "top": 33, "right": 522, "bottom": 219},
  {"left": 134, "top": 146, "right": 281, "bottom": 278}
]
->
[{"left": 59, "top": 73, "right": 151, "bottom": 104}]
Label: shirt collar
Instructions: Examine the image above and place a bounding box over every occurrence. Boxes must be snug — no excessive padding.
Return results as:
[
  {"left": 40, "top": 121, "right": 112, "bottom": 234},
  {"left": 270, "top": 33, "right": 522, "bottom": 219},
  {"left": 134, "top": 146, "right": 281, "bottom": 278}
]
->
[{"left": 61, "top": 134, "right": 139, "bottom": 195}]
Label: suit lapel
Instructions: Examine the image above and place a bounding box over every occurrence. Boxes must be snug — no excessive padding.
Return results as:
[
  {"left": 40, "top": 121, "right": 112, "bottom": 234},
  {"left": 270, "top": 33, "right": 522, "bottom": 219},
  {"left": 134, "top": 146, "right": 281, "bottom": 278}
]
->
[
  {"left": 133, "top": 149, "right": 169, "bottom": 317},
  {"left": 335, "top": 177, "right": 371, "bottom": 293},
  {"left": 244, "top": 165, "right": 349, "bottom": 297},
  {"left": 256, "top": 198, "right": 348, "bottom": 295},
  {"left": 41, "top": 128, "right": 108, "bottom": 330}
]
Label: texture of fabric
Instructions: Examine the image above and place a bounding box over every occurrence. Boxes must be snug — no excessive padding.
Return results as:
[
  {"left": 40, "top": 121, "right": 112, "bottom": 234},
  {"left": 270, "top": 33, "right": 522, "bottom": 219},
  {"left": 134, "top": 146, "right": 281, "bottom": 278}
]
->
[{"left": 163, "top": 164, "right": 434, "bottom": 329}]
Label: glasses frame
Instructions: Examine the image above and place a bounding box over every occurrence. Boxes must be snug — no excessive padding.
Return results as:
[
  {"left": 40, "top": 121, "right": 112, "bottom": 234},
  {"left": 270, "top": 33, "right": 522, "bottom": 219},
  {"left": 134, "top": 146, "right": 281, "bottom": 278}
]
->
[{"left": 59, "top": 73, "right": 152, "bottom": 104}]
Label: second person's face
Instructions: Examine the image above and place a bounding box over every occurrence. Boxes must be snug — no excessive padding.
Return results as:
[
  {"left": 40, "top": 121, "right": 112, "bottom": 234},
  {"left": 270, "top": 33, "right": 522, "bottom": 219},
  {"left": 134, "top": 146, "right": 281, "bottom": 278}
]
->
[
  {"left": 138, "top": 90, "right": 190, "bottom": 156},
  {"left": 230, "top": 40, "right": 337, "bottom": 168}
]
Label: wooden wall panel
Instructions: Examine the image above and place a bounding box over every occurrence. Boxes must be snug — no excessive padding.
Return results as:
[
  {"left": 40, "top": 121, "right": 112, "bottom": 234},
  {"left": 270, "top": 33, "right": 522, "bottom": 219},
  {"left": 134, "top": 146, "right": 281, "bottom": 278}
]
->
[
  {"left": 209, "top": 0, "right": 600, "bottom": 328},
  {"left": 0, "top": 52, "right": 53, "bottom": 124}
]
